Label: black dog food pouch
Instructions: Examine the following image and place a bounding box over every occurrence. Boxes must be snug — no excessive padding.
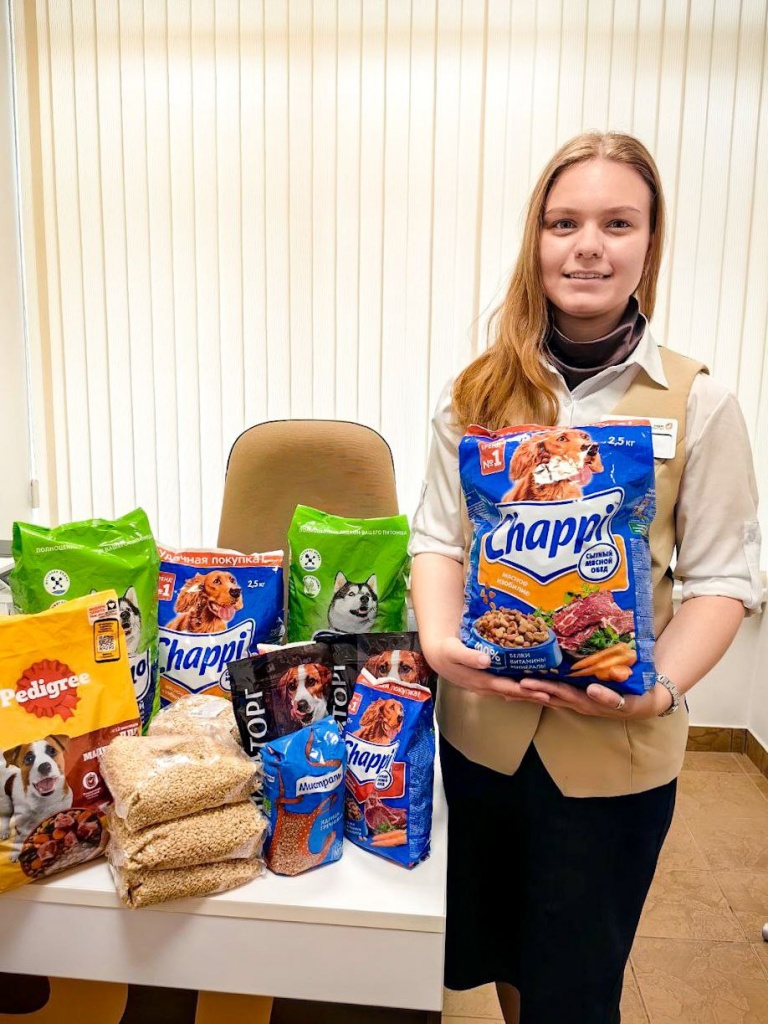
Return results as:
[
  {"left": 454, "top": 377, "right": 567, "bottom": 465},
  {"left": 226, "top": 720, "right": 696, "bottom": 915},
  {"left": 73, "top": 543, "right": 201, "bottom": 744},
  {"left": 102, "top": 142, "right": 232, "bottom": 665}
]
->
[
  {"left": 315, "top": 631, "right": 437, "bottom": 703},
  {"left": 229, "top": 644, "right": 341, "bottom": 761}
]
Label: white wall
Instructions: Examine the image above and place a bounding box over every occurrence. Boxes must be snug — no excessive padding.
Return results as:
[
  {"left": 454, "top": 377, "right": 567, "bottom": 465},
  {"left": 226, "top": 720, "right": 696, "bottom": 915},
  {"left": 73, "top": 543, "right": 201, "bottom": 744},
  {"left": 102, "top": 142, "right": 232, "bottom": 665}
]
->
[
  {"left": 0, "top": 6, "right": 32, "bottom": 539},
  {"left": 684, "top": 590, "right": 768, "bottom": 751},
  {"left": 746, "top": 611, "right": 768, "bottom": 750},
  {"left": 6, "top": 3, "right": 768, "bottom": 744},
  {"left": 686, "top": 608, "right": 763, "bottom": 730}
]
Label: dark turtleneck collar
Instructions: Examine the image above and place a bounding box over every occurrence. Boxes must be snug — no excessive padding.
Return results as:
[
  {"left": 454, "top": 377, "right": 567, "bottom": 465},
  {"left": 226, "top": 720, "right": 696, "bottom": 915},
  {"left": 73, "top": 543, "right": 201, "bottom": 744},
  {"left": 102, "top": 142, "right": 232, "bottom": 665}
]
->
[{"left": 545, "top": 296, "right": 646, "bottom": 391}]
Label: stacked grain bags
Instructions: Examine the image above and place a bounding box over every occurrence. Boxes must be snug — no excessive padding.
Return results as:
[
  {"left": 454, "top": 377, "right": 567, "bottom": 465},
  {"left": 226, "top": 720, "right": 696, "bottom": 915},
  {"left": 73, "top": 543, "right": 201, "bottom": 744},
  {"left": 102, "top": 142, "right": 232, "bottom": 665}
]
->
[{"left": 100, "top": 722, "right": 266, "bottom": 908}]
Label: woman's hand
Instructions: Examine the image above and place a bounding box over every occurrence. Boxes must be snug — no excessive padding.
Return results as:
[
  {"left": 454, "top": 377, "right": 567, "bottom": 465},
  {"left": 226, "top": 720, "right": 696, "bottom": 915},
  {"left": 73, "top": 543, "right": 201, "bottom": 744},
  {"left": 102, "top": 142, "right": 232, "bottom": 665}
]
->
[
  {"left": 412, "top": 554, "right": 548, "bottom": 705},
  {"left": 426, "top": 637, "right": 556, "bottom": 705},
  {"left": 517, "top": 677, "right": 673, "bottom": 719}
]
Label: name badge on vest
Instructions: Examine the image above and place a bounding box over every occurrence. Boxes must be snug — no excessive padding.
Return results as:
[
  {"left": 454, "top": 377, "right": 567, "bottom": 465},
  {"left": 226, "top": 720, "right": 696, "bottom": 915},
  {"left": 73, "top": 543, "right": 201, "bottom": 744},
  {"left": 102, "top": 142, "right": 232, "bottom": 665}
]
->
[{"left": 600, "top": 416, "right": 678, "bottom": 459}]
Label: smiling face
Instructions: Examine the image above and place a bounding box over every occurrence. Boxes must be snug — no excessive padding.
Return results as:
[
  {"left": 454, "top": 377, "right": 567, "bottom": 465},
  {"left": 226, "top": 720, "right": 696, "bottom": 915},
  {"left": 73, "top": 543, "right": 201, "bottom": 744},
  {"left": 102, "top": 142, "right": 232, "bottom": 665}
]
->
[{"left": 539, "top": 158, "right": 653, "bottom": 341}]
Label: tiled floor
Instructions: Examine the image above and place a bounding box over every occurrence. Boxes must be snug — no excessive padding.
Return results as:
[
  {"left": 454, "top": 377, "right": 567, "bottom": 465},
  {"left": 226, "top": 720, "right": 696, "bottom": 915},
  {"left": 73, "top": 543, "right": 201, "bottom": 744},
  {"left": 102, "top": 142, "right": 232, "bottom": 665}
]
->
[{"left": 441, "top": 751, "right": 768, "bottom": 1023}]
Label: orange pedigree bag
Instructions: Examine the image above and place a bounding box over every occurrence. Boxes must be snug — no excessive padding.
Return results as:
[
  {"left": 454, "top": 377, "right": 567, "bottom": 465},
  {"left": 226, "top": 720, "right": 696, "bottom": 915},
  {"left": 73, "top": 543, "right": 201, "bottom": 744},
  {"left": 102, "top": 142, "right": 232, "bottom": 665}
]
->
[{"left": 0, "top": 591, "right": 140, "bottom": 894}]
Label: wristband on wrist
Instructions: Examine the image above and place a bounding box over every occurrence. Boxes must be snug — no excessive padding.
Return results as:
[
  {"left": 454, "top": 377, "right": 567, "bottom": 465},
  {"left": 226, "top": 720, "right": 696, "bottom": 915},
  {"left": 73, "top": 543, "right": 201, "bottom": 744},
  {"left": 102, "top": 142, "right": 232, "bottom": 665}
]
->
[{"left": 655, "top": 672, "right": 680, "bottom": 717}]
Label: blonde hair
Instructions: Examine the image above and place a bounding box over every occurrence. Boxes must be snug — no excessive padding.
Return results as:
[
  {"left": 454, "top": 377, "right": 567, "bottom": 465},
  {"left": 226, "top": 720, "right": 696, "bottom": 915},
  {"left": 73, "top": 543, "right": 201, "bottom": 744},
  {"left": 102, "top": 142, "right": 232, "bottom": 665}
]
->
[{"left": 452, "top": 132, "right": 666, "bottom": 431}]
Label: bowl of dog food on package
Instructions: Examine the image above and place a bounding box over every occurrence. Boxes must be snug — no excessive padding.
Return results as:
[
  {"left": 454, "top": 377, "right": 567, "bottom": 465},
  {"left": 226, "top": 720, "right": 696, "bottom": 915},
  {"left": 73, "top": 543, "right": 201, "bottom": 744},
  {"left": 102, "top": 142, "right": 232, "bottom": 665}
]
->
[
  {"left": 18, "top": 808, "right": 107, "bottom": 880},
  {"left": 469, "top": 605, "right": 563, "bottom": 675}
]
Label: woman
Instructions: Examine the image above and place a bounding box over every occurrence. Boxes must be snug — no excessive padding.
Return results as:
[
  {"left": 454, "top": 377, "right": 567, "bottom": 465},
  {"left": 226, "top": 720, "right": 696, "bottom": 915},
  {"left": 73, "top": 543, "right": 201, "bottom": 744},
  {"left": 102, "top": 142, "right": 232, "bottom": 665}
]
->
[{"left": 410, "top": 133, "right": 761, "bottom": 1024}]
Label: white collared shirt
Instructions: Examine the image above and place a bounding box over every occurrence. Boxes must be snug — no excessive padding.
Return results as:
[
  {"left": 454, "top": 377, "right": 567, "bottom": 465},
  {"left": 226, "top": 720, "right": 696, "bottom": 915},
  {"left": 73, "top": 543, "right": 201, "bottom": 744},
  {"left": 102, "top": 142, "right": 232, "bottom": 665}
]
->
[{"left": 409, "top": 330, "right": 763, "bottom": 611}]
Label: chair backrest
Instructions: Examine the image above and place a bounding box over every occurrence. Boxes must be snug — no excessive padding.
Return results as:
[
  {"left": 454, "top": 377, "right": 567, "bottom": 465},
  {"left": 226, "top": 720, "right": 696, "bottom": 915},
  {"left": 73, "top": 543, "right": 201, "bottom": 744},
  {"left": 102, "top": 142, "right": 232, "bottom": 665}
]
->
[{"left": 217, "top": 420, "right": 399, "bottom": 556}]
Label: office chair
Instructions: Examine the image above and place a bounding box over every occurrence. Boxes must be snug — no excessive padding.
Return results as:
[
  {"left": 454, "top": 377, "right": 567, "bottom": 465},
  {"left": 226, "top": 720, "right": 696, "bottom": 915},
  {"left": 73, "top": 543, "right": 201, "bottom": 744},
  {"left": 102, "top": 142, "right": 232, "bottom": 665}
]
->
[{"left": 217, "top": 419, "right": 399, "bottom": 556}]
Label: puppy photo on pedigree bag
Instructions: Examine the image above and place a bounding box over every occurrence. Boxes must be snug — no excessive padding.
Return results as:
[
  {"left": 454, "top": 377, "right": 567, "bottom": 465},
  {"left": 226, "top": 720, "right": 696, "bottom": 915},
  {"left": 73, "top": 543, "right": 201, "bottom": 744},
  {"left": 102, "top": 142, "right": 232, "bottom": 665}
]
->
[
  {"left": 0, "top": 592, "right": 141, "bottom": 895},
  {"left": 156, "top": 546, "right": 284, "bottom": 707}
]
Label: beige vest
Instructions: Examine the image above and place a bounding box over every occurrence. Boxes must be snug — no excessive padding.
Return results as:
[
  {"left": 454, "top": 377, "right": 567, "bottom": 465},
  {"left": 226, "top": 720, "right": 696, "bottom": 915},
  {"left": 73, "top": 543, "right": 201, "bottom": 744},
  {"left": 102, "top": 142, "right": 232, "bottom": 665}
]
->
[{"left": 437, "top": 348, "right": 706, "bottom": 797}]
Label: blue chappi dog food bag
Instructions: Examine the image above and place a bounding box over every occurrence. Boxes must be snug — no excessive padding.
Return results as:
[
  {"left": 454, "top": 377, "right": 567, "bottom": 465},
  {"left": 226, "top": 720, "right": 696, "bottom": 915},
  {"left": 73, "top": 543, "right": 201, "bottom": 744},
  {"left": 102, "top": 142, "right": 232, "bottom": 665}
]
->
[
  {"left": 341, "top": 634, "right": 435, "bottom": 869},
  {"left": 157, "top": 546, "right": 284, "bottom": 706},
  {"left": 459, "top": 421, "right": 657, "bottom": 696}
]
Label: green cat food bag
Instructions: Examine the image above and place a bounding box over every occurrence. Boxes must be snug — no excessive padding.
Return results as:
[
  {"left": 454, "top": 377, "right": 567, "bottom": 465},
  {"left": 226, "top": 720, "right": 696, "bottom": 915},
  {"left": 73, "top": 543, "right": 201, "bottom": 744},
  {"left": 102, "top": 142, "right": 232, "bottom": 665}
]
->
[
  {"left": 9, "top": 509, "right": 161, "bottom": 729},
  {"left": 287, "top": 505, "right": 410, "bottom": 643}
]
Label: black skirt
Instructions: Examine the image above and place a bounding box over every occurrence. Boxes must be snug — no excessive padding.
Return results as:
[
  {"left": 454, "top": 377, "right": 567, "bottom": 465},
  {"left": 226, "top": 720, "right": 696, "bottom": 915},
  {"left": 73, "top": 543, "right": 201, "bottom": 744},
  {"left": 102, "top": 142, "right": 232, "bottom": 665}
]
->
[{"left": 440, "top": 736, "right": 676, "bottom": 1024}]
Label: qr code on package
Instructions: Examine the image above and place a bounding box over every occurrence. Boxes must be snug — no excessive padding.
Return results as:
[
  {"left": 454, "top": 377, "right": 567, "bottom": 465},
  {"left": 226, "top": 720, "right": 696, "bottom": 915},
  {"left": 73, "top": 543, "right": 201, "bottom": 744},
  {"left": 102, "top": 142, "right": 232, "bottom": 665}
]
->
[{"left": 94, "top": 619, "right": 120, "bottom": 662}]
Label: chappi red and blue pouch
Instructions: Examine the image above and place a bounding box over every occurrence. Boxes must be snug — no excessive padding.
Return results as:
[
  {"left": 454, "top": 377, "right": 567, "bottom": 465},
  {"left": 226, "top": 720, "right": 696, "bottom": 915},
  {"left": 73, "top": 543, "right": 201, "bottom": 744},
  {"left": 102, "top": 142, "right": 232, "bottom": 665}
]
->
[
  {"left": 338, "top": 632, "right": 435, "bottom": 869},
  {"left": 459, "top": 422, "right": 657, "bottom": 696}
]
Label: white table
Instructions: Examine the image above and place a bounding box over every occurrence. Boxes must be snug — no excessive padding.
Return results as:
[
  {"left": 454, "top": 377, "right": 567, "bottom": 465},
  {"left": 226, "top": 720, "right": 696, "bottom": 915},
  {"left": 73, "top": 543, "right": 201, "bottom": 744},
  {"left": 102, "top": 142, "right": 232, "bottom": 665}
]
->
[{"left": 0, "top": 775, "right": 447, "bottom": 1016}]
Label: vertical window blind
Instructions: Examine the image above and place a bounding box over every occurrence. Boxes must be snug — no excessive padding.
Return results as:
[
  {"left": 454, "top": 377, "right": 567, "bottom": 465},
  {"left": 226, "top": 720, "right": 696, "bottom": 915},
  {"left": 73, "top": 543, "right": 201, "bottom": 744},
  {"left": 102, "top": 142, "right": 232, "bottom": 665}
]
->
[{"left": 10, "top": 0, "right": 768, "bottom": 548}]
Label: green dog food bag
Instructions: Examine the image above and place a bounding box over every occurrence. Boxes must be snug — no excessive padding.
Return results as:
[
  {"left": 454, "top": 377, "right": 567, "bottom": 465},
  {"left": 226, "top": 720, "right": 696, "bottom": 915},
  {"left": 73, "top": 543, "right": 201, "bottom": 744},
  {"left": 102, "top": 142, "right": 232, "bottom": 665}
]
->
[
  {"left": 10, "top": 508, "right": 161, "bottom": 729},
  {"left": 287, "top": 505, "right": 410, "bottom": 643}
]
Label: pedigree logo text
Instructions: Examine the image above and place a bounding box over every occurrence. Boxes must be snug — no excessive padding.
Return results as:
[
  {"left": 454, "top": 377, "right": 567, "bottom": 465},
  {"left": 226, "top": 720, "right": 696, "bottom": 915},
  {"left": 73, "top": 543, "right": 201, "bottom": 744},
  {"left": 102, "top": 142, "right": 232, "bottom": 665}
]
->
[{"left": 2, "top": 660, "right": 91, "bottom": 721}]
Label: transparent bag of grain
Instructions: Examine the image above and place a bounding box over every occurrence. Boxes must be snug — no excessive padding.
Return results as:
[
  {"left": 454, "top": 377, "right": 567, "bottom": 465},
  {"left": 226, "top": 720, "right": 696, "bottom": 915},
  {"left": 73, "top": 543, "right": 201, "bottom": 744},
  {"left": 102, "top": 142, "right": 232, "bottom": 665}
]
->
[
  {"left": 111, "top": 856, "right": 264, "bottom": 909},
  {"left": 99, "top": 734, "right": 258, "bottom": 832},
  {"left": 106, "top": 800, "right": 267, "bottom": 872}
]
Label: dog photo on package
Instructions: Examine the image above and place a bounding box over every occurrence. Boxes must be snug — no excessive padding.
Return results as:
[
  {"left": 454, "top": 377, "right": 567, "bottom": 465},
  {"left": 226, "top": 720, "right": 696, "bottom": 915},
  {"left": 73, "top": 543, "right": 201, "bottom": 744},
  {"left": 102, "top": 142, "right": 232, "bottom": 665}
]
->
[
  {"left": 156, "top": 545, "right": 284, "bottom": 706},
  {"left": 343, "top": 659, "right": 435, "bottom": 869},
  {"left": 287, "top": 505, "right": 410, "bottom": 642},
  {"left": 460, "top": 422, "right": 657, "bottom": 695},
  {"left": 229, "top": 643, "right": 345, "bottom": 761}
]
